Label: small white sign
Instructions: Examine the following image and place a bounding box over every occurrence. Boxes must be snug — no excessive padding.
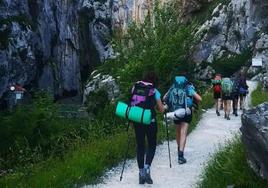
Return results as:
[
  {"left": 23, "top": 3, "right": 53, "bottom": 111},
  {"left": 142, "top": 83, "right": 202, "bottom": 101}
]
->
[
  {"left": 252, "top": 57, "right": 263, "bottom": 67},
  {"left": 15, "top": 91, "right": 23, "bottom": 100}
]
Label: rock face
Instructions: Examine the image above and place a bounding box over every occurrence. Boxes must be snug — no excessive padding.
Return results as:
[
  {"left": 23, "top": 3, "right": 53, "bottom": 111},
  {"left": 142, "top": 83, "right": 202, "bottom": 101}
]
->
[
  {"left": 250, "top": 34, "right": 268, "bottom": 89},
  {"left": 0, "top": 0, "right": 161, "bottom": 104},
  {"left": 241, "top": 102, "right": 268, "bottom": 181},
  {"left": 192, "top": 0, "right": 268, "bottom": 80},
  {"left": 0, "top": 0, "right": 120, "bottom": 103}
]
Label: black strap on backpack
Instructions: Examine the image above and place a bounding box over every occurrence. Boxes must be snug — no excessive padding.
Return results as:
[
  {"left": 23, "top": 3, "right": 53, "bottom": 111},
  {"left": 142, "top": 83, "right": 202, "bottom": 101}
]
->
[
  {"left": 141, "top": 109, "right": 145, "bottom": 124},
  {"left": 130, "top": 81, "right": 156, "bottom": 122}
]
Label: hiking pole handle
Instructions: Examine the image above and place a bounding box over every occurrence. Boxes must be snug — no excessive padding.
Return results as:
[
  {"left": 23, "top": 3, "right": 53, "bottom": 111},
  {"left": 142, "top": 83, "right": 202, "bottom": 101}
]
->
[
  {"left": 165, "top": 112, "right": 172, "bottom": 168},
  {"left": 120, "top": 121, "right": 131, "bottom": 181}
]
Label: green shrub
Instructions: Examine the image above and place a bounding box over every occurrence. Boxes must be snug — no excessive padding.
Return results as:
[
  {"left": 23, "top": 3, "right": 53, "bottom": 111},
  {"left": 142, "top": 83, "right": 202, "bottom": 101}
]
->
[
  {"left": 100, "top": 4, "right": 194, "bottom": 94},
  {"left": 198, "top": 137, "right": 268, "bottom": 188},
  {"left": 211, "top": 49, "right": 252, "bottom": 77},
  {"left": 251, "top": 83, "right": 268, "bottom": 107},
  {"left": 0, "top": 92, "right": 125, "bottom": 171}
]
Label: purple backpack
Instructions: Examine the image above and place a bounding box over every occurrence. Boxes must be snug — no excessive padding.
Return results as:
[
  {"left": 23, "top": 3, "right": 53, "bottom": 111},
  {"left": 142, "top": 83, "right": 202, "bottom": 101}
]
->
[{"left": 130, "top": 81, "right": 155, "bottom": 109}]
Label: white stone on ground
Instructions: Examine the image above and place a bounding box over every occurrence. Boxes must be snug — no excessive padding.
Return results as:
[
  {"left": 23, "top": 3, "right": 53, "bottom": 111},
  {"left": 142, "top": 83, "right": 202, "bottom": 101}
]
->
[{"left": 84, "top": 81, "right": 257, "bottom": 188}]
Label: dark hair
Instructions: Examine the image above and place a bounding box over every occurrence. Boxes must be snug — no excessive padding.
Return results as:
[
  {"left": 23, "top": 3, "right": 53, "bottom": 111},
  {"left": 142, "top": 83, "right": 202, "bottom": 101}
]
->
[{"left": 143, "top": 71, "right": 158, "bottom": 87}]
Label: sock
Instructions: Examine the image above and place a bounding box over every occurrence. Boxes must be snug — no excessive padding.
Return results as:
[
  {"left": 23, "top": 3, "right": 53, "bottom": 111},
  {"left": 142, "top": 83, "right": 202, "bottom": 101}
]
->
[
  {"left": 144, "top": 164, "right": 150, "bottom": 174},
  {"left": 139, "top": 168, "right": 145, "bottom": 176},
  {"left": 178, "top": 150, "right": 184, "bottom": 157}
]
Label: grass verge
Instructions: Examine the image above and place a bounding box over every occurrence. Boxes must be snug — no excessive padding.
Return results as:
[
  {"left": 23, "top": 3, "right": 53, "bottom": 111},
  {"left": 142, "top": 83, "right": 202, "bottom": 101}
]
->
[
  {"left": 198, "top": 137, "right": 268, "bottom": 188},
  {"left": 251, "top": 83, "right": 268, "bottom": 107},
  {"left": 0, "top": 91, "right": 213, "bottom": 187}
]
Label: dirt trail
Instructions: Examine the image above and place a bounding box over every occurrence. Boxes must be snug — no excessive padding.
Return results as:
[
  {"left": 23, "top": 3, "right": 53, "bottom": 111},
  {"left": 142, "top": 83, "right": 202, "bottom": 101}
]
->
[{"left": 85, "top": 81, "right": 257, "bottom": 188}]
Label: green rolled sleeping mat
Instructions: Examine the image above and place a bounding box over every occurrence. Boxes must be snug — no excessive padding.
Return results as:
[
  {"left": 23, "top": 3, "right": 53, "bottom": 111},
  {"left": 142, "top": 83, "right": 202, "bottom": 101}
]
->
[{"left": 115, "top": 101, "right": 152, "bottom": 125}]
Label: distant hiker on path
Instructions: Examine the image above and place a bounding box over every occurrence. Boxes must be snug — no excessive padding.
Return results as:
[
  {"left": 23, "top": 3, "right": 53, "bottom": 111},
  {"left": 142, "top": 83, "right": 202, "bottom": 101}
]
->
[
  {"left": 238, "top": 74, "right": 249, "bottom": 110},
  {"left": 212, "top": 74, "right": 222, "bottom": 116},
  {"left": 164, "top": 76, "right": 202, "bottom": 164},
  {"left": 130, "top": 71, "right": 165, "bottom": 184},
  {"left": 231, "top": 75, "right": 240, "bottom": 116},
  {"left": 221, "top": 77, "right": 233, "bottom": 120}
]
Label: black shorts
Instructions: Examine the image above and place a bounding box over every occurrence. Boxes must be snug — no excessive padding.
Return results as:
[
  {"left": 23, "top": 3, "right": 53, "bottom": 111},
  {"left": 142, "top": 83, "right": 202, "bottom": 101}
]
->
[
  {"left": 240, "top": 93, "right": 246, "bottom": 97},
  {"left": 214, "top": 92, "right": 221, "bottom": 99},
  {"left": 222, "top": 94, "right": 232, "bottom": 100},
  {"left": 231, "top": 93, "right": 239, "bottom": 100},
  {"left": 174, "top": 114, "right": 192, "bottom": 124}
]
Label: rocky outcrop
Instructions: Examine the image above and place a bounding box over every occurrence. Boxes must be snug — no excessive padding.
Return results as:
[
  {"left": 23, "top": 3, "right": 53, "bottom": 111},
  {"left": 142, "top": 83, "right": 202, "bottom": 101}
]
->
[
  {"left": 0, "top": 0, "right": 119, "bottom": 103},
  {"left": 83, "top": 72, "right": 120, "bottom": 115},
  {"left": 241, "top": 102, "right": 268, "bottom": 181},
  {"left": 249, "top": 34, "right": 268, "bottom": 89},
  {"left": 192, "top": 0, "right": 268, "bottom": 80},
  {"left": 83, "top": 72, "right": 120, "bottom": 104}
]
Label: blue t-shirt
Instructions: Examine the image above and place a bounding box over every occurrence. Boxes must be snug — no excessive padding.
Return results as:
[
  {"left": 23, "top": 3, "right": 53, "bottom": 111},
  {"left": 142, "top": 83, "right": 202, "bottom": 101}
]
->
[
  {"left": 186, "top": 85, "right": 196, "bottom": 97},
  {"left": 154, "top": 89, "right": 161, "bottom": 100}
]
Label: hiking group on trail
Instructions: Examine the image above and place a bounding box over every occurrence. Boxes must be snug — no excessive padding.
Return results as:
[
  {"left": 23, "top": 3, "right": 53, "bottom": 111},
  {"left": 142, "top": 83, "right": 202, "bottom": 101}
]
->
[
  {"left": 116, "top": 71, "right": 202, "bottom": 184},
  {"left": 115, "top": 71, "right": 249, "bottom": 185},
  {"left": 212, "top": 73, "right": 249, "bottom": 120}
]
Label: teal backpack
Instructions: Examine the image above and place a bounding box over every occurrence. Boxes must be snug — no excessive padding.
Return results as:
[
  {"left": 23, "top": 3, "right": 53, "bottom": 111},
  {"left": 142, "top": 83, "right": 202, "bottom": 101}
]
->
[
  {"left": 166, "top": 76, "right": 193, "bottom": 112},
  {"left": 221, "top": 78, "right": 233, "bottom": 96}
]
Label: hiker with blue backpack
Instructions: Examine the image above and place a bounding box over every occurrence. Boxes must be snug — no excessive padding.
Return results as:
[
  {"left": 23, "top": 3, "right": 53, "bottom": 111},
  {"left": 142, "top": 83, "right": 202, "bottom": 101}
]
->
[
  {"left": 164, "top": 76, "right": 202, "bottom": 164},
  {"left": 129, "top": 71, "right": 165, "bottom": 184},
  {"left": 231, "top": 75, "right": 240, "bottom": 116},
  {"left": 221, "top": 77, "right": 233, "bottom": 120}
]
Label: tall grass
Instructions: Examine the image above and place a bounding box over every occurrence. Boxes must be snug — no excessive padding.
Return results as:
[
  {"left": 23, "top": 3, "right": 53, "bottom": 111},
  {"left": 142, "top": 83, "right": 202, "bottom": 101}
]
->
[
  {"left": 198, "top": 137, "right": 268, "bottom": 188},
  {"left": 0, "top": 92, "right": 125, "bottom": 172}
]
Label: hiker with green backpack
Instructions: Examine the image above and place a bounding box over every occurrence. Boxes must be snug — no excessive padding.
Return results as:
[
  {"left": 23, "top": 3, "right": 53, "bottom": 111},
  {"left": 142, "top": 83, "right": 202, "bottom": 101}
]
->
[
  {"left": 221, "top": 77, "right": 233, "bottom": 120},
  {"left": 164, "top": 76, "right": 202, "bottom": 164}
]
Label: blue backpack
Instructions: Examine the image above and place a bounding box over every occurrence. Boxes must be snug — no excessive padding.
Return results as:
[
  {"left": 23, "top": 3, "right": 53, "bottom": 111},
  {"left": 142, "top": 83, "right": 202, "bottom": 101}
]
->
[{"left": 166, "top": 76, "right": 193, "bottom": 112}]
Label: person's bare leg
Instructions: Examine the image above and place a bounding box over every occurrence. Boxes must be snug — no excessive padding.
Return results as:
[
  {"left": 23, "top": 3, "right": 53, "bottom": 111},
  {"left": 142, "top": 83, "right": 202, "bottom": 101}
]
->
[
  {"left": 176, "top": 125, "right": 181, "bottom": 148},
  {"left": 241, "top": 96, "right": 245, "bottom": 110},
  {"left": 215, "top": 99, "right": 220, "bottom": 116},
  {"left": 215, "top": 99, "right": 218, "bottom": 110},
  {"left": 177, "top": 122, "right": 189, "bottom": 164},
  {"left": 179, "top": 122, "right": 189, "bottom": 152},
  {"left": 223, "top": 100, "right": 226, "bottom": 117},
  {"left": 226, "top": 100, "right": 231, "bottom": 120},
  {"left": 240, "top": 96, "right": 245, "bottom": 110}
]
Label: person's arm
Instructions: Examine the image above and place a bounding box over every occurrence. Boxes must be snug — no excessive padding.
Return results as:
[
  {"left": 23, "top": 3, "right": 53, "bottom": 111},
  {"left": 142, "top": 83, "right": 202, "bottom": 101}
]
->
[
  {"left": 155, "top": 89, "right": 165, "bottom": 113},
  {"left": 194, "top": 93, "right": 202, "bottom": 102},
  {"left": 156, "top": 99, "right": 165, "bottom": 113}
]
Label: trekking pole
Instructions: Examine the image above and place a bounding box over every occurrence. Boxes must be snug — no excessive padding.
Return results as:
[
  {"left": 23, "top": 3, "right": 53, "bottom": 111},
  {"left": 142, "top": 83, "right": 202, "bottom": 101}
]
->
[
  {"left": 120, "top": 121, "right": 131, "bottom": 181},
  {"left": 164, "top": 112, "right": 172, "bottom": 168}
]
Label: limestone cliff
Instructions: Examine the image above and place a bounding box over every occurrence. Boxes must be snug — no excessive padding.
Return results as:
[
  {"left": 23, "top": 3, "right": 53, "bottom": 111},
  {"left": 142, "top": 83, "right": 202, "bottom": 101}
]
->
[{"left": 192, "top": 0, "right": 268, "bottom": 86}]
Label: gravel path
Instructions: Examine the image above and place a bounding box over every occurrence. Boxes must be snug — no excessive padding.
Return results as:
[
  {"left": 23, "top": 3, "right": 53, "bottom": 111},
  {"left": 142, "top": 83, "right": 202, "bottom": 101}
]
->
[{"left": 85, "top": 81, "right": 257, "bottom": 188}]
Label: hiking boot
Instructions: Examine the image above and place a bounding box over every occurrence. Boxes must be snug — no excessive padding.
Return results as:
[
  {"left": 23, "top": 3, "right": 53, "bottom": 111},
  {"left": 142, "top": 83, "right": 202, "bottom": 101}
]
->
[
  {"left": 139, "top": 173, "right": 146, "bottom": 184},
  {"left": 233, "top": 109, "right": 238, "bottom": 116},
  {"left": 145, "top": 172, "right": 153, "bottom": 184},
  {"left": 178, "top": 151, "right": 187, "bottom": 164},
  {"left": 216, "top": 110, "right": 220, "bottom": 116},
  {"left": 226, "top": 116, "right": 230, "bottom": 120},
  {"left": 178, "top": 156, "right": 187, "bottom": 164},
  {"left": 224, "top": 114, "right": 227, "bottom": 119}
]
